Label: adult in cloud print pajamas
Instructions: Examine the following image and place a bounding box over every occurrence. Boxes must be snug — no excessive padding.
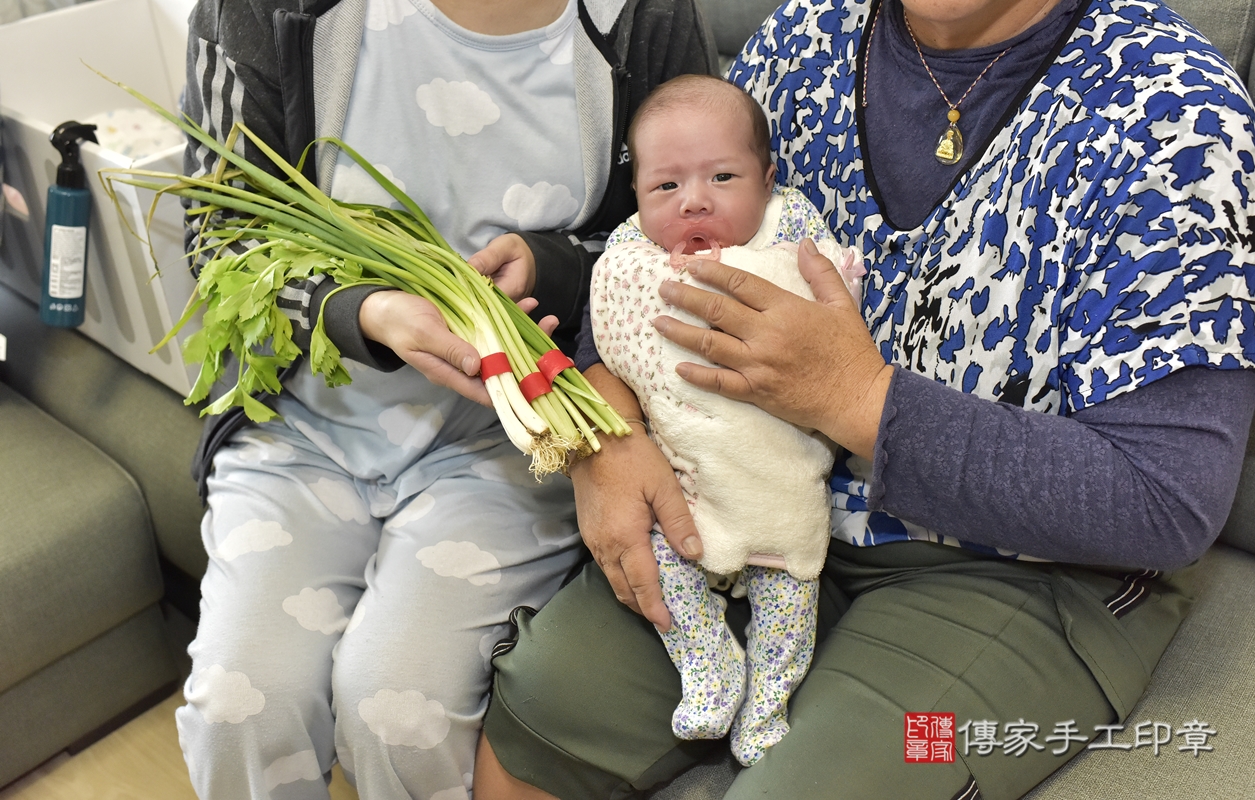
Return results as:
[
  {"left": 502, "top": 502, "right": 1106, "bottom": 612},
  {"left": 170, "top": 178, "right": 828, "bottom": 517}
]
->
[{"left": 173, "top": 0, "right": 715, "bottom": 798}]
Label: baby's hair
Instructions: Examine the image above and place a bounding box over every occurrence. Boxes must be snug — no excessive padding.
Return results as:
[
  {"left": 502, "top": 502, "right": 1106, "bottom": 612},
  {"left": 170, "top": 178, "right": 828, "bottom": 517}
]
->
[{"left": 626, "top": 75, "right": 772, "bottom": 178}]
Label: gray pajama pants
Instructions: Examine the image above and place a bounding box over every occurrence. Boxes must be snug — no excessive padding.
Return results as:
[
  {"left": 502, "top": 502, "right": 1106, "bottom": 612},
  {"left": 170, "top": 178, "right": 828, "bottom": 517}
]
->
[{"left": 176, "top": 366, "right": 582, "bottom": 800}]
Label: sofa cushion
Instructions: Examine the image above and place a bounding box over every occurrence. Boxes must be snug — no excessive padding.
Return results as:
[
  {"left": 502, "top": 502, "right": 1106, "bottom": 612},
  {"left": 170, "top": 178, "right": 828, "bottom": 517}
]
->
[
  {"left": 0, "top": 381, "right": 164, "bottom": 693},
  {"left": 1025, "top": 544, "right": 1255, "bottom": 799},
  {"left": 0, "top": 284, "right": 206, "bottom": 579},
  {"left": 0, "top": 605, "right": 176, "bottom": 787},
  {"left": 697, "top": 0, "right": 781, "bottom": 60}
]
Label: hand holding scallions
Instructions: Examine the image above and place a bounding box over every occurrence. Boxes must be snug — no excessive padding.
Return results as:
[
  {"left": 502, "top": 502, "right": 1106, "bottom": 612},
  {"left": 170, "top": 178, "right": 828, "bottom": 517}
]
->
[
  {"left": 96, "top": 71, "right": 630, "bottom": 477},
  {"left": 356, "top": 251, "right": 559, "bottom": 410}
]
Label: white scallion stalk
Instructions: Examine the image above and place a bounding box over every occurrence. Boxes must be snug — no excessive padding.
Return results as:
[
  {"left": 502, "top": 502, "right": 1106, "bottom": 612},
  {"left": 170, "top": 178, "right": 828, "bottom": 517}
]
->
[
  {"left": 474, "top": 321, "right": 549, "bottom": 437},
  {"left": 482, "top": 368, "right": 537, "bottom": 455}
]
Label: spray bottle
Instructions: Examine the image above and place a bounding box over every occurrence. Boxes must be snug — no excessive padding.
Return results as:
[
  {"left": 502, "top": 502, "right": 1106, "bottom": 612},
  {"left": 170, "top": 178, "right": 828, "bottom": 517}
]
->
[{"left": 40, "top": 121, "right": 98, "bottom": 327}]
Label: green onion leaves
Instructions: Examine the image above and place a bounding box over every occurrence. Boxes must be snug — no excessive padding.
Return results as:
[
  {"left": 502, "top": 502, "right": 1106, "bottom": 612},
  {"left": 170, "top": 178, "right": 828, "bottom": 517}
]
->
[{"left": 99, "top": 73, "right": 629, "bottom": 475}]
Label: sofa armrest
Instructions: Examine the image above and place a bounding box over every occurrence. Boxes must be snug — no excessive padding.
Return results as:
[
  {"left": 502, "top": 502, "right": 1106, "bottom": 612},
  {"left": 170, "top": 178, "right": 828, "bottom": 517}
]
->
[{"left": 0, "top": 283, "right": 206, "bottom": 579}]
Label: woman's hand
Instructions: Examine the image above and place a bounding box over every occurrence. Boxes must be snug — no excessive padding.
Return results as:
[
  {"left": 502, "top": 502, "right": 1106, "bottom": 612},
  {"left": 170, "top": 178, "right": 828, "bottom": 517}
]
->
[
  {"left": 652, "top": 238, "right": 894, "bottom": 459},
  {"left": 570, "top": 366, "right": 702, "bottom": 632},
  {"left": 471, "top": 232, "right": 559, "bottom": 329},
  {"left": 360, "top": 290, "right": 493, "bottom": 405},
  {"left": 468, "top": 231, "right": 559, "bottom": 331},
  {"left": 468, "top": 232, "right": 537, "bottom": 302},
  {"left": 360, "top": 233, "right": 557, "bottom": 406}
]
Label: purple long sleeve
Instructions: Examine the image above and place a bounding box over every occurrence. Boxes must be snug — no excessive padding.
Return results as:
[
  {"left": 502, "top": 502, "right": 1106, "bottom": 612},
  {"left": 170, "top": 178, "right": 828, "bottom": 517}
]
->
[{"left": 871, "top": 366, "right": 1255, "bottom": 570}]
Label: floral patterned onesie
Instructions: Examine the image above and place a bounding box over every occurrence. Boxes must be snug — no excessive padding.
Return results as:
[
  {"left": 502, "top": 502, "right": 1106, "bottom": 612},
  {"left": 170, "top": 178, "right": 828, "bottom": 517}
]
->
[{"left": 589, "top": 187, "right": 864, "bottom": 764}]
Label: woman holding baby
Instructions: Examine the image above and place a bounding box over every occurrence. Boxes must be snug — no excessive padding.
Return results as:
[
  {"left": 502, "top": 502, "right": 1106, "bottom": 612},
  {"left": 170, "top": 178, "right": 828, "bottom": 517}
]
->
[{"left": 474, "top": 0, "right": 1255, "bottom": 798}]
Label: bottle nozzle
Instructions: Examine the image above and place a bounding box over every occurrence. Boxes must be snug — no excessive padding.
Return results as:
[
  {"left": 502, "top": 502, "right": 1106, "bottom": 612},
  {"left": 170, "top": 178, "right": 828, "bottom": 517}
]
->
[{"left": 50, "top": 121, "right": 99, "bottom": 190}]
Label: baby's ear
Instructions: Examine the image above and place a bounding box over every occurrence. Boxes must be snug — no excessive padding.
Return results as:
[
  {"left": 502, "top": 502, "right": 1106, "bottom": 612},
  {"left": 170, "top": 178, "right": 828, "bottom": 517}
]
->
[{"left": 764, "top": 163, "right": 777, "bottom": 191}]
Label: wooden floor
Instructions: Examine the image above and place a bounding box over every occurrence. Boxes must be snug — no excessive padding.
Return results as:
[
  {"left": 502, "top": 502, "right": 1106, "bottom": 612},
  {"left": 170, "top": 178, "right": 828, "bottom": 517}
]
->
[{"left": 0, "top": 692, "right": 359, "bottom": 800}]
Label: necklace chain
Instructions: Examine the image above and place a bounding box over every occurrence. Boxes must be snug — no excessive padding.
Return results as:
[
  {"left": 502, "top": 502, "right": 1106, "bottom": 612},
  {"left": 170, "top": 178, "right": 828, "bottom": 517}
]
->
[
  {"left": 862, "top": 1, "right": 1044, "bottom": 165},
  {"left": 860, "top": 4, "right": 882, "bottom": 108},
  {"left": 861, "top": 3, "right": 1011, "bottom": 115},
  {"left": 902, "top": 11, "right": 1011, "bottom": 115}
]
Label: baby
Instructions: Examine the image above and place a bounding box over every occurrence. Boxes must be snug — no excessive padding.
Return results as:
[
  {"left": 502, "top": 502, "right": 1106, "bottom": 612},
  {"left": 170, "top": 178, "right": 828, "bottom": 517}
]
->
[{"left": 588, "top": 75, "right": 864, "bottom": 765}]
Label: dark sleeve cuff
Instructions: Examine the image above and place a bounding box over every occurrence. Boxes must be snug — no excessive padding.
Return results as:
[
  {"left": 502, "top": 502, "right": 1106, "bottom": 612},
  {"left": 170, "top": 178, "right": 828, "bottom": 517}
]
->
[
  {"left": 867, "top": 365, "right": 904, "bottom": 510},
  {"left": 574, "top": 300, "right": 603, "bottom": 372},
  {"left": 517, "top": 230, "right": 595, "bottom": 356},
  {"left": 314, "top": 282, "right": 405, "bottom": 372}
]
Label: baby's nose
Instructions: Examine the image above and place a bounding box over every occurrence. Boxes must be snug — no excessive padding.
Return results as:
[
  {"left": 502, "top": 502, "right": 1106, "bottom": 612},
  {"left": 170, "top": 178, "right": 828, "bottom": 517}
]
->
[{"left": 679, "top": 188, "right": 712, "bottom": 215}]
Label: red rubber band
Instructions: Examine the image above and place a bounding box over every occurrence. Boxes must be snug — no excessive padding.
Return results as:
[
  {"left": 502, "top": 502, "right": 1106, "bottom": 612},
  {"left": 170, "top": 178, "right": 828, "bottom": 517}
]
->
[
  {"left": 519, "top": 372, "right": 552, "bottom": 402},
  {"left": 537, "top": 349, "right": 575, "bottom": 382},
  {"left": 479, "top": 352, "right": 512, "bottom": 380}
]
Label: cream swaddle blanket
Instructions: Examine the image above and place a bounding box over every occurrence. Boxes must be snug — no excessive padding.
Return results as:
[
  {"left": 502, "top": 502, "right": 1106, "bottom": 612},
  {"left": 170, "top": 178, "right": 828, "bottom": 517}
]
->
[
  {"left": 589, "top": 191, "right": 865, "bottom": 765},
  {"left": 589, "top": 196, "right": 863, "bottom": 580}
]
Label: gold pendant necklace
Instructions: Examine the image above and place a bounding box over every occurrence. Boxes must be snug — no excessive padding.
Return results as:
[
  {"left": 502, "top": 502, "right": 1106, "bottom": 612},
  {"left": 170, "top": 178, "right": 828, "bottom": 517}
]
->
[{"left": 903, "top": 13, "right": 1010, "bottom": 166}]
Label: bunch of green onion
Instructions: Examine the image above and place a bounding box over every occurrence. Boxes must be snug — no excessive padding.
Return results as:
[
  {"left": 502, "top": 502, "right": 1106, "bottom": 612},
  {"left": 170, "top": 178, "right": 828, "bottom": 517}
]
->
[{"left": 100, "top": 77, "right": 630, "bottom": 476}]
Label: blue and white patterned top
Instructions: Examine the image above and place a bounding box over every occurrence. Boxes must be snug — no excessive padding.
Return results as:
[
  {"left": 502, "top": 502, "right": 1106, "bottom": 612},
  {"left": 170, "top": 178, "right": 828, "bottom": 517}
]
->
[{"left": 730, "top": 0, "right": 1255, "bottom": 552}]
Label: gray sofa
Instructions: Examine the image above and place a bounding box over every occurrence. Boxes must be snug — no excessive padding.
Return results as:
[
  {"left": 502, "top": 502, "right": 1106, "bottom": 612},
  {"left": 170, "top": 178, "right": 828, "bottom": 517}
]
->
[
  {"left": 0, "top": 0, "right": 1252, "bottom": 796},
  {"left": 0, "top": 280, "right": 204, "bottom": 786}
]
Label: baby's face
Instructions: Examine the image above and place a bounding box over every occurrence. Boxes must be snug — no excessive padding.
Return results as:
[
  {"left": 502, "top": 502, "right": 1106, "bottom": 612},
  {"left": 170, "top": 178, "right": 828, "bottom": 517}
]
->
[{"left": 634, "top": 103, "right": 775, "bottom": 254}]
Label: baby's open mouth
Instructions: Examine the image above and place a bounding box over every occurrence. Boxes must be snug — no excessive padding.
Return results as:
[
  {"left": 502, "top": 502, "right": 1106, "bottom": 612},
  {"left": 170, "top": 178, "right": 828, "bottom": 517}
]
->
[
  {"left": 683, "top": 233, "right": 714, "bottom": 254},
  {"left": 661, "top": 219, "right": 732, "bottom": 256}
]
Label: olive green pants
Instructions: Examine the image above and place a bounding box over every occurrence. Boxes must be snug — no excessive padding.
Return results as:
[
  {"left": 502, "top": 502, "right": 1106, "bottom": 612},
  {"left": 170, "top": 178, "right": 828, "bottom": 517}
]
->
[{"left": 484, "top": 540, "right": 1193, "bottom": 800}]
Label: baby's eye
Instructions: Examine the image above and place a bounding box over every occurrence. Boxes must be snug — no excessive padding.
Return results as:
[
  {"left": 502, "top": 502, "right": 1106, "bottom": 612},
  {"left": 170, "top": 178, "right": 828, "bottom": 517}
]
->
[
  {"left": 658, "top": 181, "right": 678, "bottom": 191},
  {"left": 713, "top": 173, "right": 733, "bottom": 182}
]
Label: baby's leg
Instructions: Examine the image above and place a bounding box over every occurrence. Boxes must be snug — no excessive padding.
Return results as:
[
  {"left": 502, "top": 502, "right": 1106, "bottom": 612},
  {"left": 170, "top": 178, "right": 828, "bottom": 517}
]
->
[
  {"left": 651, "top": 532, "right": 746, "bottom": 739},
  {"left": 731, "top": 566, "right": 819, "bottom": 765}
]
